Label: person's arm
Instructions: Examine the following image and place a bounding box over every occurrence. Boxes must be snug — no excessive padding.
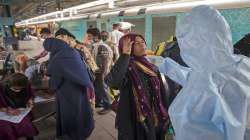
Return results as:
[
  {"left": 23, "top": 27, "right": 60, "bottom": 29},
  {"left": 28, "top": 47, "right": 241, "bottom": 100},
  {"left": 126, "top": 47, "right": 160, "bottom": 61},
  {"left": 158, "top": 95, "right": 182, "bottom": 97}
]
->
[
  {"left": 0, "top": 107, "right": 7, "bottom": 112},
  {"left": 26, "top": 98, "right": 34, "bottom": 109},
  {"left": 0, "top": 86, "right": 20, "bottom": 115},
  {"left": 159, "top": 57, "right": 191, "bottom": 86},
  {"left": 24, "top": 64, "right": 39, "bottom": 80},
  {"left": 34, "top": 50, "right": 48, "bottom": 60},
  {"left": 105, "top": 54, "right": 130, "bottom": 89},
  {"left": 105, "top": 36, "right": 133, "bottom": 89},
  {"left": 26, "top": 84, "right": 35, "bottom": 109}
]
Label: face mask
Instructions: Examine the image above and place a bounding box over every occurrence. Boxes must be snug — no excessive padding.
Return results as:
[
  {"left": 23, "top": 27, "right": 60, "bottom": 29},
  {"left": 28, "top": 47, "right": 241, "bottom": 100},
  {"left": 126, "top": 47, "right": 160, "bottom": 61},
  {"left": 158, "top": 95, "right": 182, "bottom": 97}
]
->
[
  {"left": 101, "top": 36, "right": 108, "bottom": 42},
  {"left": 10, "top": 87, "right": 23, "bottom": 93}
]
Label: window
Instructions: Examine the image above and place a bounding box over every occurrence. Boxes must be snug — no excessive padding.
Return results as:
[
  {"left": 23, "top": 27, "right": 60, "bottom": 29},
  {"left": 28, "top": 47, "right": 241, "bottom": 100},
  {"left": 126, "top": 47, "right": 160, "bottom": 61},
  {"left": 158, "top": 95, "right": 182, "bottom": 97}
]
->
[
  {"left": 0, "top": 5, "right": 8, "bottom": 17},
  {"left": 101, "top": 22, "right": 107, "bottom": 31},
  {"left": 87, "top": 21, "right": 97, "bottom": 29},
  {"left": 152, "top": 16, "right": 176, "bottom": 50},
  {"left": 123, "top": 18, "right": 145, "bottom": 38}
]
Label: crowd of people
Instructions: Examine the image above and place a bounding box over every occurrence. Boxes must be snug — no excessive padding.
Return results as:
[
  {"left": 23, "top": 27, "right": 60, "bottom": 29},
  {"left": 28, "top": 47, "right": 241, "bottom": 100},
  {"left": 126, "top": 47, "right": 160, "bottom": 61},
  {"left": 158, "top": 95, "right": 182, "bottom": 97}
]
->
[{"left": 0, "top": 5, "right": 250, "bottom": 140}]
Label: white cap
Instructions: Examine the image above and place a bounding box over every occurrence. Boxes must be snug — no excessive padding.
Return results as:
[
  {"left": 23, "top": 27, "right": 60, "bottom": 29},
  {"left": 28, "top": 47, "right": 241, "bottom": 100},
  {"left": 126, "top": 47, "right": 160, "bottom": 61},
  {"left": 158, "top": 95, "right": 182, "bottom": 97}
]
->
[{"left": 119, "top": 22, "right": 135, "bottom": 30}]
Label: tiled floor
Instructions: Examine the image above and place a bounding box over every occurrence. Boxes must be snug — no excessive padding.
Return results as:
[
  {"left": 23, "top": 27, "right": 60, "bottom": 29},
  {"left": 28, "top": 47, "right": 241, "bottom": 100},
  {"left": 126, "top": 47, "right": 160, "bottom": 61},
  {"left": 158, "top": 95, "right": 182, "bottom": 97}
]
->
[{"left": 18, "top": 38, "right": 117, "bottom": 140}]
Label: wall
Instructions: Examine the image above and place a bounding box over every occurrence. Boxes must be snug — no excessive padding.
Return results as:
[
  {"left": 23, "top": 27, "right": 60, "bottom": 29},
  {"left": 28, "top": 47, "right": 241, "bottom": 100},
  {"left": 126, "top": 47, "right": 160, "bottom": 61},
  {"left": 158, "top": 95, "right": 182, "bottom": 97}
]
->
[
  {"left": 220, "top": 7, "right": 250, "bottom": 44},
  {"left": 59, "top": 19, "right": 86, "bottom": 42}
]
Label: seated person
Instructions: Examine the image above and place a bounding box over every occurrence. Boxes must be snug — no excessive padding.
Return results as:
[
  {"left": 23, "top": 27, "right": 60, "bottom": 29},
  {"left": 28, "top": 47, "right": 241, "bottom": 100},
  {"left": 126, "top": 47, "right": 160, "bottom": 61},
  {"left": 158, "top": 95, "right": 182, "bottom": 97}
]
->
[
  {"left": 25, "top": 61, "right": 49, "bottom": 89},
  {"left": 0, "top": 73, "right": 38, "bottom": 140}
]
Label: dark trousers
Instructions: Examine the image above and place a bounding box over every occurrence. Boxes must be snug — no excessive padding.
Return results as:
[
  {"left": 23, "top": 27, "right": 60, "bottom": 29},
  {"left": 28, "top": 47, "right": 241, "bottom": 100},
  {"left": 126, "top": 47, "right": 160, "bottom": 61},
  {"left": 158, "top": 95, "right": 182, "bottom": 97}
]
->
[{"left": 94, "top": 74, "right": 112, "bottom": 109}]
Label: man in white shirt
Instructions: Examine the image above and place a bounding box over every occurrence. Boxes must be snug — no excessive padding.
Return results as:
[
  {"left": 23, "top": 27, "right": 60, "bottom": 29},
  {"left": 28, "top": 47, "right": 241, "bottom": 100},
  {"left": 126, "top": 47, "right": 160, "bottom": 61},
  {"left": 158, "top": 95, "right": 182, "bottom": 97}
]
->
[
  {"left": 110, "top": 23, "right": 124, "bottom": 47},
  {"left": 110, "top": 23, "right": 124, "bottom": 60}
]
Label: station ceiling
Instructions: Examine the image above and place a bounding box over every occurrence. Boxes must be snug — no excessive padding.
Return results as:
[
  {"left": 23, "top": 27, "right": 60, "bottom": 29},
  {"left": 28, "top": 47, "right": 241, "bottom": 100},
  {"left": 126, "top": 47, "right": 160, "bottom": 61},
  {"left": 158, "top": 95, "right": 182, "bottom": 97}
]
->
[
  {"left": 9, "top": 0, "right": 95, "bottom": 21},
  {"left": 7, "top": 0, "right": 183, "bottom": 21}
]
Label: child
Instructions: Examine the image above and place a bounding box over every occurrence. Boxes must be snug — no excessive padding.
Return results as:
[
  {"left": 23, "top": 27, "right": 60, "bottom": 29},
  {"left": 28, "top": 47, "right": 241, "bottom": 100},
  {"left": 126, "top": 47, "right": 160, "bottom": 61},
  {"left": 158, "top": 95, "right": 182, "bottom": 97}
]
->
[{"left": 0, "top": 73, "right": 38, "bottom": 140}]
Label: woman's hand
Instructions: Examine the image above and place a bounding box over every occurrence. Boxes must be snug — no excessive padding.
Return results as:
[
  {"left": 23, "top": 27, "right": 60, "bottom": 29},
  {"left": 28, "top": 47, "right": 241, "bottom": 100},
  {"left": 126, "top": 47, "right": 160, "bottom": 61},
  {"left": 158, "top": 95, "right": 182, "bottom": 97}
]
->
[
  {"left": 122, "top": 37, "right": 134, "bottom": 55},
  {"left": 6, "top": 107, "right": 21, "bottom": 116},
  {"left": 26, "top": 99, "right": 34, "bottom": 109},
  {"left": 0, "top": 107, "right": 7, "bottom": 112}
]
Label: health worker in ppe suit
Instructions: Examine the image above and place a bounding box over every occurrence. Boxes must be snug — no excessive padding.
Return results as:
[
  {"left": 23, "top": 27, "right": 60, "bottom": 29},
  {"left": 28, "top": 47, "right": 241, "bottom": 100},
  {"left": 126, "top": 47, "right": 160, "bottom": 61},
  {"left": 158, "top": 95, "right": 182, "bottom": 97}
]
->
[{"left": 160, "top": 5, "right": 250, "bottom": 140}]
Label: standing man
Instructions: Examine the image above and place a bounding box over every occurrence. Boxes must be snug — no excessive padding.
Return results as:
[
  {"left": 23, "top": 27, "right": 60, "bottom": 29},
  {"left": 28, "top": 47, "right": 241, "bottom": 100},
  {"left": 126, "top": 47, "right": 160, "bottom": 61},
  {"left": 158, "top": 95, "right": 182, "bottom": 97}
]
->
[
  {"left": 88, "top": 28, "right": 113, "bottom": 114},
  {"left": 110, "top": 23, "right": 124, "bottom": 47},
  {"left": 110, "top": 23, "right": 124, "bottom": 58},
  {"left": 33, "top": 28, "right": 53, "bottom": 60},
  {"left": 101, "top": 30, "right": 119, "bottom": 62}
]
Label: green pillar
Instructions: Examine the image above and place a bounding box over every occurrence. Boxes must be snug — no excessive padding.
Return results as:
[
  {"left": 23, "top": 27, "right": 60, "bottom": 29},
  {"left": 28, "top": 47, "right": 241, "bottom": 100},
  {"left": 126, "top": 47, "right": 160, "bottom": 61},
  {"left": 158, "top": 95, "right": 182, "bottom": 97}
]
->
[
  {"left": 145, "top": 15, "right": 152, "bottom": 49},
  {"left": 96, "top": 19, "right": 102, "bottom": 30}
]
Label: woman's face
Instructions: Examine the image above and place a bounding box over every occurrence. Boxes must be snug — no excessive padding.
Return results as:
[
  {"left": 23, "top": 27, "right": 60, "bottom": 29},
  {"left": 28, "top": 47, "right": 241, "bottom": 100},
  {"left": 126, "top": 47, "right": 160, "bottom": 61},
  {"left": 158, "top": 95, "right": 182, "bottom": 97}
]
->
[{"left": 133, "top": 36, "right": 146, "bottom": 57}]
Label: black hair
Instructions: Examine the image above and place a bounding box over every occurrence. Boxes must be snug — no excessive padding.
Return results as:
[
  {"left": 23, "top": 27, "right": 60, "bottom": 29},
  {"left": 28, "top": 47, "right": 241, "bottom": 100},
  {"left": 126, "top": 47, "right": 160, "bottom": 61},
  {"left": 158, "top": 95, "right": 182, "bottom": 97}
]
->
[
  {"left": 113, "top": 23, "right": 120, "bottom": 28},
  {"left": 55, "top": 28, "right": 76, "bottom": 39},
  {"left": 101, "top": 31, "right": 109, "bottom": 36},
  {"left": 87, "top": 28, "right": 101, "bottom": 39},
  {"left": 0, "top": 46, "right": 5, "bottom": 51},
  {"left": 75, "top": 40, "right": 83, "bottom": 45},
  {"left": 173, "top": 36, "right": 177, "bottom": 42},
  {"left": 88, "top": 25, "right": 93, "bottom": 29},
  {"left": 40, "top": 28, "right": 51, "bottom": 34},
  {"left": 7, "top": 73, "right": 29, "bottom": 88}
]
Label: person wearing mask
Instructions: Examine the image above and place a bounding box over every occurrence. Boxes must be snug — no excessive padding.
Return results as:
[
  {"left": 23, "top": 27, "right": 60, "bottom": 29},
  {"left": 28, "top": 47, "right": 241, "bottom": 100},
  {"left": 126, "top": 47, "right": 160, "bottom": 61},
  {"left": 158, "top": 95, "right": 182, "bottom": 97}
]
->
[
  {"left": 110, "top": 23, "right": 124, "bottom": 47},
  {"left": 160, "top": 5, "right": 250, "bottom": 140},
  {"left": 44, "top": 36, "right": 94, "bottom": 140},
  {"left": 56, "top": 27, "right": 96, "bottom": 117},
  {"left": 85, "top": 28, "right": 96, "bottom": 51},
  {"left": 33, "top": 28, "right": 53, "bottom": 60},
  {"left": 101, "top": 30, "right": 119, "bottom": 62},
  {"left": 0, "top": 73, "right": 38, "bottom": 140},
  {"left": 87, "top": 28, "right": 113, "bottom": 114},
  {"left": 105, "top": 33, "right": 171, "bottom": 140},
  {"left": 56, "top": 28, "right": 98, "bottom": 111}
]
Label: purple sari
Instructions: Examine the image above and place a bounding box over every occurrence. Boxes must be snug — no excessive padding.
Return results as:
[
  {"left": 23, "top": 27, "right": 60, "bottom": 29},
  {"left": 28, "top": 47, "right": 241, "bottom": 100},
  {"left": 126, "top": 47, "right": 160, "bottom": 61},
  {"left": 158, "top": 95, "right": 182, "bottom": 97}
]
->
[{"left": 0, "top": 84, "right": 38, "bottom": 140}]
